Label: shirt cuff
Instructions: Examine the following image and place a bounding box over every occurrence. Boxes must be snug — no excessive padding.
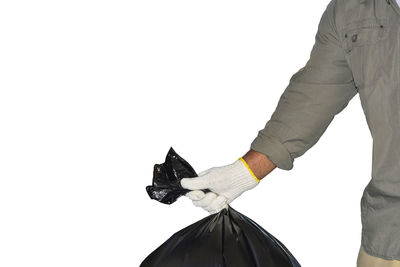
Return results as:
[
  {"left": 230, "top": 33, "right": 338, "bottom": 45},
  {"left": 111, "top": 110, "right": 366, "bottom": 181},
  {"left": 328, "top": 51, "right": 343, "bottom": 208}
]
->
[{"left": 250, "top": 133, "right": 294, "bottom": 170}]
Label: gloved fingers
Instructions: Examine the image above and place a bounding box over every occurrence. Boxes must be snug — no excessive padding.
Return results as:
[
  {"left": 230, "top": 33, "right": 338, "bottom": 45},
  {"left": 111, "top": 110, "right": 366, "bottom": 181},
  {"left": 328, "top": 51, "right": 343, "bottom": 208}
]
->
[
  {"left": 181, "top": 174, "right": 212, "bottom": 190},
  {"left": 192, "top": 192, "right": 217, "bottom": 208},
  {"left": 185, "top": 190, "right": 205, "bottom": 201},
  {"left": 204, "top": 195, "right": 227, "bottom": 214},
  {"left": 205, "top": 203, "right": 228, "bottom": 215},
  {"left": 197, "top": 170, "right": 210, "bottom": 176}
]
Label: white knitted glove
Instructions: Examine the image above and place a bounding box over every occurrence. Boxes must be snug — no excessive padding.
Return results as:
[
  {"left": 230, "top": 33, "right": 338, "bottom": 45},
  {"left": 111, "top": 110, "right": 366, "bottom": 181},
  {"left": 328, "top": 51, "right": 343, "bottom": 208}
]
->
[{"left": 181, "top": 158, "right": 260, "bottom": 214}]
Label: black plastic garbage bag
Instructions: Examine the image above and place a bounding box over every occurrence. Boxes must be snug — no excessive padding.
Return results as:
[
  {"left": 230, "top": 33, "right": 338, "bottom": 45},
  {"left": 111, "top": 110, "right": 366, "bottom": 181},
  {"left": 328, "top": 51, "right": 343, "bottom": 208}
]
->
[{"left": 142, "top": 148, "right": 301, "bottom": 267}]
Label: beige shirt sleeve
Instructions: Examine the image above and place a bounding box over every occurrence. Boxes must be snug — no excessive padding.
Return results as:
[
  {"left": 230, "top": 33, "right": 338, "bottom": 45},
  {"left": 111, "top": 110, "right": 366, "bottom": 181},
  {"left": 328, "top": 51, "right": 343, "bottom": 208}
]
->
[{"left": 251, "top": 0, "right": 358, "bottom": 170}]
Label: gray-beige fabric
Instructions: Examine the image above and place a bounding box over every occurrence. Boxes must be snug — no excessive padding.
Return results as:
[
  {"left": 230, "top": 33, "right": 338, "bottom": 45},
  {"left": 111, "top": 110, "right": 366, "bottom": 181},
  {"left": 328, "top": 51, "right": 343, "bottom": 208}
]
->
[
  {"left": 358, "top": 246, "right": 400, "bottom": 266},
  {"left": 251, "top": 0, "right": 400, "bottom": 261}
]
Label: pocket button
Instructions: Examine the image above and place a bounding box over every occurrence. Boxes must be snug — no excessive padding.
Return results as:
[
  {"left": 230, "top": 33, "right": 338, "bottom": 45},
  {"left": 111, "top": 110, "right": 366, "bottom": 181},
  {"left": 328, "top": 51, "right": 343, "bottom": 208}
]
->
[{"left": 352, "top": 34, "right": 358, "bottom": 42}]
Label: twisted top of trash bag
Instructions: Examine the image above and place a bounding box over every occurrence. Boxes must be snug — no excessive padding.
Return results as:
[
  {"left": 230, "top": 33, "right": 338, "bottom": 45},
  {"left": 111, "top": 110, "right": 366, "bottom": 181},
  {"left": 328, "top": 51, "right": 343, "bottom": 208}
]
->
[{"left": 146, "top": 147, "right": 198, "bottom": 204}]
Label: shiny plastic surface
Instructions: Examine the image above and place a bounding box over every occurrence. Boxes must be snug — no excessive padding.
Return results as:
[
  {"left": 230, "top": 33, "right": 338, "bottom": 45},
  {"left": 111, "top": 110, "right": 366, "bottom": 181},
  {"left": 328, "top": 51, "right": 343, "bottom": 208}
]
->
[
  {"left": 142, "top": 148, "right": 301, "bottom": 267},
  {"left": 146, "top": 147, "right": 197, "bottom": 204},
  {"left": 141, "top": 206, "right": 301, "bottom": 267}
]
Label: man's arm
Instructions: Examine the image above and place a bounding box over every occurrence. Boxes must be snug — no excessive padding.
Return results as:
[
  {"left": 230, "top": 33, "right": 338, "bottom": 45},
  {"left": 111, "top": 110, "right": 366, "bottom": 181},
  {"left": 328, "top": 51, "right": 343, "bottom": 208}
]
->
[
  {"left": 251, "top": 0, "right": 357, "bottom": 170},
  {"left": 181, "top": 0, "right": 357, "bottom": 213}
]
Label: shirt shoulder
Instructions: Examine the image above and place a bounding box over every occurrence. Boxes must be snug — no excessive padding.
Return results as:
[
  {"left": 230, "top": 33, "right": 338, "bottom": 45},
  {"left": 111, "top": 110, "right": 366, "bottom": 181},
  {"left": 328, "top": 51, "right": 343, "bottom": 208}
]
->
[{"left": 330, "top": 0, "right": 363, "bottom": 30}]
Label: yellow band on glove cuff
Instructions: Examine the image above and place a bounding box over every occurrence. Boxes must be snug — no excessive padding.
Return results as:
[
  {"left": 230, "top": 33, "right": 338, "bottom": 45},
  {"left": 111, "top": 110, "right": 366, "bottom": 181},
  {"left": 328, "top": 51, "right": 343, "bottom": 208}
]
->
[{"left": 238, "top": 157, "right": 260, "bottom": 183}]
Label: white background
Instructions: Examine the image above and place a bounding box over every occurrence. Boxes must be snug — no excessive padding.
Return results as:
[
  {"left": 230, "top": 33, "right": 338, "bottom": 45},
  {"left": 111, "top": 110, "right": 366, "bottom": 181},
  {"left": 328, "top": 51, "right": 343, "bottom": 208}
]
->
[{"left": 0, "top": 0, "right": 372, "bottom": 266}]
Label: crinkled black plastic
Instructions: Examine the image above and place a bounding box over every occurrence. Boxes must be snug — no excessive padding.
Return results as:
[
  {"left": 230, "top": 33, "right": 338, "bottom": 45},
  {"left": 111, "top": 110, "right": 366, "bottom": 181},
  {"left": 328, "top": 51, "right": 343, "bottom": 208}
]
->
[
  {"left": 142, "top": 148, "right": 301, "bottom": 267},
  {"left": 146, "top": 147, "right": 197, "bottom": 204}
]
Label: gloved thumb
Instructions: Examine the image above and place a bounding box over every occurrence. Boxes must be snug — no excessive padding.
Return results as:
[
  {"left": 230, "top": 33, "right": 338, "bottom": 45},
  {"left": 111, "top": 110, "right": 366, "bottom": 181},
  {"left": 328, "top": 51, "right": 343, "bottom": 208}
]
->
[
  {"left": 185, "top": 190, "right": 205, "bottom": 201},
  {"left": 181, "top": 176, "right": 210, "bottom": 190}
]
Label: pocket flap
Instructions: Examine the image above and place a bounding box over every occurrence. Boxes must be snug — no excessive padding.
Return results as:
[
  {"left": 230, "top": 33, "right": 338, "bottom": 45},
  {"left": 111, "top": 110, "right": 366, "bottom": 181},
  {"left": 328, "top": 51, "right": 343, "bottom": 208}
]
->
[{"left": 343, "top": 18, "right": 388, "bottom": 52}]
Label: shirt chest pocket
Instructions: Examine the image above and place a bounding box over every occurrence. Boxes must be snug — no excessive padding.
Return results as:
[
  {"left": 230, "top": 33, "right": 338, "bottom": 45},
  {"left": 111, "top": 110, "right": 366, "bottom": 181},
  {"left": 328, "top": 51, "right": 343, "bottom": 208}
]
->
[{"left": 343, "top": 18, "right": 389, "bottom": 90}]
